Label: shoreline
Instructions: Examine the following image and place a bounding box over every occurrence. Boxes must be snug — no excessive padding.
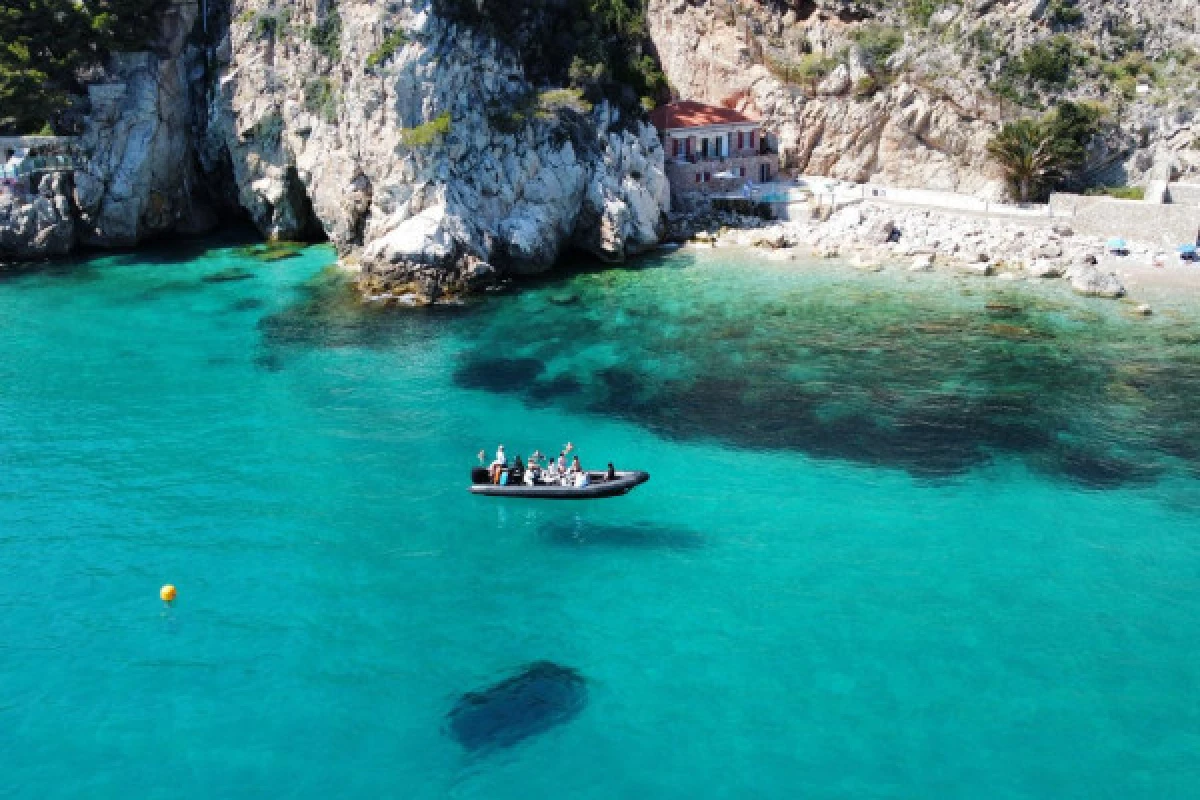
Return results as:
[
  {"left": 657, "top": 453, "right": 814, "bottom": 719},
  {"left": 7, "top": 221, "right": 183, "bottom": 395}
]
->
[{"left": 671, "top": 201, "right": 1200, "bottom": 311}]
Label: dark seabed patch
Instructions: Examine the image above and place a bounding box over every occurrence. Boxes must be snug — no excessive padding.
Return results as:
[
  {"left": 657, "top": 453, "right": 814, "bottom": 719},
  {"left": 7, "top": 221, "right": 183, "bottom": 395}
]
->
[
  {"left": 228, "top": 297, "right": 264, "bottom": 312},
  {"left": 256, "top": 267, "right": 458, "bottom": 361},
  {"left": 454, "top": 356, "right": 544, "bottom": 392},
  {"left": 542, "top": 521, "right": 704, "bottom": 550},
  {"left": 260, "top": 254, "right": 1200, "bottom": 487},
  {"left": 202, "top": 267, "right": 256, "bottom": 284},
  {"left": 446, "top": 662, "right": 586, "bottom": 752}
]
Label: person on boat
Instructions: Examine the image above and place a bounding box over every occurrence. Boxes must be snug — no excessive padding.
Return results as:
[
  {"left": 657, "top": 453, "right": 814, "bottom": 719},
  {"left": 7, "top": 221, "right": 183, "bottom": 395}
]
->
[
  {"left": 569, "top": 455, "right": 582, "bottom": 474},
  {"left": 490, "top": 445, "right": 508, "bottom": 484},
  {"left": 606, "top": 462, "right": 616, "bottom": 481},
  {"left": 512, "top": 455, "right": 525, "bottom": 484},
  {"left": 557, "top": 452, "right": 567, "bottom": 473},
  {"left": 524, "top": 456, "right": 540, "bottom": 486},
  {"left": 544, "top": 457, "right": 559, "bottom": 483}
]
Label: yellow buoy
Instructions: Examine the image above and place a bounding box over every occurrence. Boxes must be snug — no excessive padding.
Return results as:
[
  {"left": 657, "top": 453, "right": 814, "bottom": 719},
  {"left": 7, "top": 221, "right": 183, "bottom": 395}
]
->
[{"left": 160, "top": 584, "right": 177, "bottom": 604}]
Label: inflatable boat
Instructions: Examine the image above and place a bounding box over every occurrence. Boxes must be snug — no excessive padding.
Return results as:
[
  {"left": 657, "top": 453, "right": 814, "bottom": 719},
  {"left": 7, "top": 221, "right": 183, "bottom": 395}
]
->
[{"left": 469, "top": 468, "right": 649, "bottom": 499}]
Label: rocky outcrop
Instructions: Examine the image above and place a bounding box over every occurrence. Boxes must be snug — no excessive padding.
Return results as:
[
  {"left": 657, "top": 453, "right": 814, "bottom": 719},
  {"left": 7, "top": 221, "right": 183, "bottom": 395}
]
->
[
  {"left": 204, "top": 2, "right": 668, "bottom": 301},
  {"left": 0, "top": 174, "right": 77, "bottom": 259},
  {"left": 73, "top": 0, "right": 214, "bottom": 247}
]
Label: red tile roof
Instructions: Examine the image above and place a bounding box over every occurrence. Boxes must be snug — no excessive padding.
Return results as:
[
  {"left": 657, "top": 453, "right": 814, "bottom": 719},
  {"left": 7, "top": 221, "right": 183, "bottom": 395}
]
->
[{"left": 650, "top": 101, "right": 759, "bottom": 131}]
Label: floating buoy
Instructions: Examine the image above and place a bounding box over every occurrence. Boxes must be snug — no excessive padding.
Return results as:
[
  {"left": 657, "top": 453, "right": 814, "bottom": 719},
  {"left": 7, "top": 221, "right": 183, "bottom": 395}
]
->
[{"left": 160, "top": 584, "right": 177, "bottom": 604}]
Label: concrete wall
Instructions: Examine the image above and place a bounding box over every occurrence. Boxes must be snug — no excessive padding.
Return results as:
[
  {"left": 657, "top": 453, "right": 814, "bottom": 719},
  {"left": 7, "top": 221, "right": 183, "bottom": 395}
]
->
[
  {"left": 1167, "top": 183, "right": 1200, "bottom": 207},
  {"left": 665, "top": 153, "right": 780, "bottom": 194},
  {"left": 0, "top": 135, "right": 79, "bottom": 155},
  {"left": 1050, "top": 193, "right": 1200, "bottom": 246}
]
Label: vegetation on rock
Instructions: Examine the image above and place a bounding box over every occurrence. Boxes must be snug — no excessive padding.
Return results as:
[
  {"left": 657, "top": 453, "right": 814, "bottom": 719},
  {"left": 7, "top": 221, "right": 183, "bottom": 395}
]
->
[
  {"left": 307, "top": 6, "right": 342, "bottom": 63},
  {"left": 0, "top": 0, "right": 167, "bottom": 133},
  {"left": 366, "top": 29, "right": 409, "bottom": 70},
  {"left": 987, "top": 101, "right": 1104, "bottom": 202},
  {"left": 433, "top": 0, "right": 667, "bottom": 112},
  {"left": 400, "top": 112, "right": 452, "bottom": 147}
]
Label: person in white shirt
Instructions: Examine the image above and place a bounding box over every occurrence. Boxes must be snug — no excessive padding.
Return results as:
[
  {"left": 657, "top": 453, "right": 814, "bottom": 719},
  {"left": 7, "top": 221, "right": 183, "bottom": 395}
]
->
[{"left": 489, "top": 445, "right": 508, "bottom": 484}]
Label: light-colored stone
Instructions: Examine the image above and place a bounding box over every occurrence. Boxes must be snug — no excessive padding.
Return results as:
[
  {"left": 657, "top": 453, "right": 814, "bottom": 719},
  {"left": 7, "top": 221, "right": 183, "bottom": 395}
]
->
[{"left": 1069, "top": 265, "right": 1126, "bottom": 298}]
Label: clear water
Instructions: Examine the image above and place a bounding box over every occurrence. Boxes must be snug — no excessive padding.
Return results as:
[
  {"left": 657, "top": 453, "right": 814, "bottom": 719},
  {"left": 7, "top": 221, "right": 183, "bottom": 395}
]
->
[{"left": 3, "top": 238, "right": 1200, "bottom": 799}]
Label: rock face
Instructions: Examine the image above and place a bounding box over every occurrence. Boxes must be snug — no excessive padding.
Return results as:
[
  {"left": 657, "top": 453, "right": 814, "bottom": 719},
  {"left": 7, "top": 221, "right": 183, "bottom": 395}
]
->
[
  {"left": 0, "top": 174, "right": 77, "bottom": 259},
  {"left": 74, "top": 0, "right": 213, "bottom": 247},
  {"left": 203, "top": 2, "right": 668, "bottom": 301},
  {"left": 645, "top": 0, "right": 1200, "bottom": 196}
]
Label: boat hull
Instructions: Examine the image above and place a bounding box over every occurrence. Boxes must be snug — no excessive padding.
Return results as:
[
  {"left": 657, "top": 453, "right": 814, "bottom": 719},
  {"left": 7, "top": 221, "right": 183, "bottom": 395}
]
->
[{"left": 468, "top": 470, "right": 649, "bottom": 499}]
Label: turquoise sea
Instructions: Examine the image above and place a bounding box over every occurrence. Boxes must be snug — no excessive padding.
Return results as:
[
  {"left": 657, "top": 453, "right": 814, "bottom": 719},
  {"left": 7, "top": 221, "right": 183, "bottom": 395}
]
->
[{"left": 3, "top": 237, "right": 1200, "bottom": 798}]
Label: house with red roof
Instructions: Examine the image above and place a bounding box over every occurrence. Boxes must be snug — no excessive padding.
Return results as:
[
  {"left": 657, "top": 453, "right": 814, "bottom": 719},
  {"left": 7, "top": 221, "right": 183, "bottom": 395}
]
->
[{"left": 649, "top": 101, "right": 780, "bottom": 195}]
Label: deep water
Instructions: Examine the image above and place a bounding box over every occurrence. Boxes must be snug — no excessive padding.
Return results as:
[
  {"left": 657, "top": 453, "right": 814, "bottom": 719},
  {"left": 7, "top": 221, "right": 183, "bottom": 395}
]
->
[{"left": 2, "top": 240, "right": 1200, "bottom": 798}]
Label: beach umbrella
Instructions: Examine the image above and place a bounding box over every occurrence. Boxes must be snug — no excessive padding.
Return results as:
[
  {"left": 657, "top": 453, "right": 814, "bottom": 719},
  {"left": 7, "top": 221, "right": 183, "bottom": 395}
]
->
[
  {"left": 1177, "top": 244, "right": 1197, "bottom": 255},
  {"left": 1106, "top": 237, "right": 1127, "bottom": 251}
]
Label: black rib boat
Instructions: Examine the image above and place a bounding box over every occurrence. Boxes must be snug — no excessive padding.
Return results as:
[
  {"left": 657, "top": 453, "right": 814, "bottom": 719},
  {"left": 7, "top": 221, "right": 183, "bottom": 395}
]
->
[{"left": 469, "top": 468, "right": 649, "bottom": 499}]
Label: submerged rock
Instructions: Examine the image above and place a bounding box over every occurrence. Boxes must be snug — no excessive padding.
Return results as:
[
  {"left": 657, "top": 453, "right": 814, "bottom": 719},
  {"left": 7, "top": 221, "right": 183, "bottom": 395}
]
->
[{"left": 447, "top": 662, "right": 587, "bottom": 752}]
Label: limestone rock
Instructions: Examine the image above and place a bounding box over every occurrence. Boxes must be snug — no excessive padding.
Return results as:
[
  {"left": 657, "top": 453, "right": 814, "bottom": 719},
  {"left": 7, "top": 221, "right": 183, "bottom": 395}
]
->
[
  {"left": 204, "top": 4, "right": 668, "bottom": 295},
  {"left": 909, "top": 253, "right": 935, "bottom": 271},
  {"left": 0, "top": 174, "right": 77, "bottom": 259},
  {"left": 1069, "top": 265, "right": 1126, "bottom": 298},
  {"left": 1027, "top": 258, "right": 1064, "bottom": 278}
]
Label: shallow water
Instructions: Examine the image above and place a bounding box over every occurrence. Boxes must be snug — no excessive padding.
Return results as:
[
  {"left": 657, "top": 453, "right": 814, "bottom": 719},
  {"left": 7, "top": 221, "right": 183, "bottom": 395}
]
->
[{"left": 2, "top": 240, "right": 1200, "bottom": 798}]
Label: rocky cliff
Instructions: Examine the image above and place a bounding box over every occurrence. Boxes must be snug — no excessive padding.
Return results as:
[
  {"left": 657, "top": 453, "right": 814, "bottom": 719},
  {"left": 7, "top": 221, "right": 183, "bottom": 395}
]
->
[
  {"left": 3, "top": 0, "right": 669, "bottom": 301},
  {"left": 646, "top": 0, "right": 1200, "bottom": 197},
  {"left": 204, "top": 0, "right": 668, "bottom": 301}
]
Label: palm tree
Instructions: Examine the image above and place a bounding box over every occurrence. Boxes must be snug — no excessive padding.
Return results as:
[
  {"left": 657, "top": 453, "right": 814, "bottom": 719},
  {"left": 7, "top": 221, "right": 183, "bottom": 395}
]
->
[{"left": 986, "top": 119, "right": 1066, "bottom": 203}]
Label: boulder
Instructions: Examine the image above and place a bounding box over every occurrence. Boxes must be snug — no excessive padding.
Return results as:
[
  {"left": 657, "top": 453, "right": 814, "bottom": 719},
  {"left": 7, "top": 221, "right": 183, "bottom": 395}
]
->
[
  {"left": 909, "top": 253, "right": 935, "bottom": 271},
  {"left": 1069, "top": 265, "right": 1126, "bottom": 298},
  {"left": 1027, "top": 258, "right": 1064, "bottom": 278}
]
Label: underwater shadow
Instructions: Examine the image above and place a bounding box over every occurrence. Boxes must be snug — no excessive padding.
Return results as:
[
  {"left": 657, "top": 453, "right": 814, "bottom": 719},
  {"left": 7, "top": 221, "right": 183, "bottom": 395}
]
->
[
  {"left": 541, "top": 520, "right": 704, "bottom": 550},
  {"left": 446, "top": 661, "right": 587, "bottom": 753}
]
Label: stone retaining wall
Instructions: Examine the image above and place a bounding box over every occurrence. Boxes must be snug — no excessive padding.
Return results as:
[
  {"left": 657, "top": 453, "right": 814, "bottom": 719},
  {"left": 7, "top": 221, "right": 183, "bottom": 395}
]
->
[
  {"left": 1167, "top": 183, "right": 1200, "bottom": 207},
  {"left": 1050, "top": 193, "right": 1200, "bottom": 246}
]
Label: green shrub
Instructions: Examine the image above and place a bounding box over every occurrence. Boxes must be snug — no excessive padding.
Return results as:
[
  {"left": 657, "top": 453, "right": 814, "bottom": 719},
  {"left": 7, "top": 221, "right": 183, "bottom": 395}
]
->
[
  {"left": 852, "top": 25, "right": 904, "bottom": 73},
  {"left": 304, "top": 77, "right": 339, "bottom": 123},
  {"left": 0, "top": 0, "right": 169, "bottom": 134},
  {"left": 432, "top": 0, "right": 666, "bottom": 113},
  {"left": 400, "top": 112, "right": 452, "bottom": 146},
  {"left": 1018, "top": 36, "right": 1076, "bottom": 85},
  {"left": 905, "top": 0, "right": 939, "bottom": 26},
  {"left": 366, "top": 29, "right": 408, "bottom": 69},
  {"left": 252, "top": 9, "right": 291, "bottom": 40},
  {"left": 854, "top": 75, "right": 879, "bottom": 98},
  {"left": 537, "top": 88, "right": 593, "bottom": 115},
  {"left": 307, "top": 7, "right": 342, "bottom": 62},
  {"left": 1084, "top": 185, "right": 1145, "bottom": 200},
  {"left": 766, "top": 52, "right": 838, "bottom": 92},
  {"left": 1048, "top": 0, "right": 1083, "bottom": 26}
]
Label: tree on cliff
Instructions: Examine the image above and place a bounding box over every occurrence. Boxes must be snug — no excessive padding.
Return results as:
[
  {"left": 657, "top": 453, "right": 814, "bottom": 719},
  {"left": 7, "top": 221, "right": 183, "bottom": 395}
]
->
[
  {"left": 988, "top": 120, "right": 1064, "bottom": 203},
  {"left": 0, "top": 0, "right": 168, "bottom": 134},
  {"left": 988, "top": 102, "right": 1102, "bottom": 202}
]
